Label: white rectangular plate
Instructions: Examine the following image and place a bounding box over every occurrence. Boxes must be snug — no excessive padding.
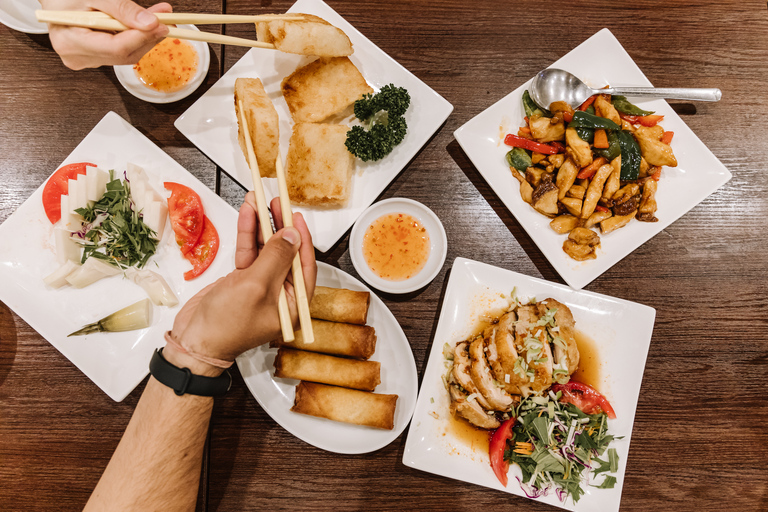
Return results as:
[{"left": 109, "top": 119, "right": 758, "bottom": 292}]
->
[
  {"left": 0, "top": 111, "right": 238, "bottom": 401},
  {"left": 403, "top": 257, "right": 656, "bottom": 512},
  {"left": 175, "top": 0, "right": 453, "bottom": 252},
  {"left": 454, "top": 28, "right": 731, "bottom": 289}
]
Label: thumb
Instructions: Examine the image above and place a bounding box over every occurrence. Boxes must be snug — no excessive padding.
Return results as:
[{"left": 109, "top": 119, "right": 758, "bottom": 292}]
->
[{"left": 248, "top": 227, "right": 301, "bottom": 293}]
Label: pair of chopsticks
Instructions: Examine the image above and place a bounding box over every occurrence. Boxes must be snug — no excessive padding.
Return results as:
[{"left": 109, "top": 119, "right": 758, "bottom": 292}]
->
[
  {"left": 236, "top": 100, "right": 314, "bottom": 345},
  {"left": 35, "top": 11, "right": 306, "bottom": 49}
]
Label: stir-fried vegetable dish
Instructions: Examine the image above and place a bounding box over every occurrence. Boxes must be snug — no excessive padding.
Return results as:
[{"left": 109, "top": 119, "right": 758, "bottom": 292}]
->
[{"left": 505, "top": 90, "right": 677, "bottom": 261}]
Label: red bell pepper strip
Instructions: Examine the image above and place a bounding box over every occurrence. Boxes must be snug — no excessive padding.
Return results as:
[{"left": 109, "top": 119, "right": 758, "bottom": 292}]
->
[
  {"left": 595, "top": 205, "right": 610, "bottom": 213},
  {"left": 620, "top": 113, "right": 665, "bottom": 127},
  {"left": 578, "top": 95, "right": 597, "bottom": 111},
  {"left": 489, "top": 418, "right": 515, "bottom": 487},
  {"left": 660, "top": 131, "right": 674, "bottom": 145},
  {"left": 504, "top": 134, "right": 562, "bottom": 155},
  {"left": 562, "top": 111, "right": 573, "bottom": 123}
]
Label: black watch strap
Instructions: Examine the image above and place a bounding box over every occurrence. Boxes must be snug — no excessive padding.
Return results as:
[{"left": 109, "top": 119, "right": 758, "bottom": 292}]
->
[{"left": 149, "top": 348, "right": 231, "bottom": 397}]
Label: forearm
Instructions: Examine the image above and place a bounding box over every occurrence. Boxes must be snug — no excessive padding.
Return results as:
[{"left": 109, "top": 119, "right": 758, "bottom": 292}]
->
[{"left": 85, "top": 350, "right": 219, "bottom": 512}]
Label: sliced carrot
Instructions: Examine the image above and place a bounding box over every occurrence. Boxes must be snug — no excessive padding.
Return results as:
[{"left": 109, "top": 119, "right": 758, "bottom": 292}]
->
[
  {"left": 562, "top": 111, "right": 573, "bottom": 123},
  {"left": 576, "top": 157, "right": 608, "bottom": 180},
  {"left": 661, "top": 131, "right": 674, "bottom": 145},
  {"left": 593, "top": 129, "right": 609, "bottom": 149},
  {"left": 651, "top": 167, "right": 662, "bottom": 181}
]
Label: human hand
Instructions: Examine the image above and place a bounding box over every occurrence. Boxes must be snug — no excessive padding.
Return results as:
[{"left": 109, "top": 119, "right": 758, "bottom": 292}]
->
[
  {"left": 164, "top": 193, "right": 317, "bottom": 377},
  {"left": 41, "top": 0, "right": 172, "bottom": 70}
]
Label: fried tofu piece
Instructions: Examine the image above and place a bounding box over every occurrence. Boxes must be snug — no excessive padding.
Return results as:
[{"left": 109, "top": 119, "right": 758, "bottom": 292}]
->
[
  {"left": 282, "top": 57, "right": 372, "bottom": 123},
  {"left": 234, "top": 78, "right": 279, "bottom": 178},
  {"left": 255, "top": 13, "right": 353, "bottom": 57},
  {"left": 285, "top": 123, "right": 353, "bottom": 207}
]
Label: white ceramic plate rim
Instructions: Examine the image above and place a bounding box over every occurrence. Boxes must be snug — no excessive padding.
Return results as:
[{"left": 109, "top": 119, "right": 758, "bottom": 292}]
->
[
  {"left": 0, "top": 111, "right": 238, "bottom": 401},
  {"left": 236, "top": 261, "right": 419, "bottom": 454},
  {"left": 403, "top": 257, "right": 656, "bottom": 512},
  {"left": 349, "top": 197, "right": 447, "bottom": 294},
  {"left": 453, "top": 28, "right": 732, "bottom": 289},
  {"left": 114, "top": 25, "right": 210, "bottom": 104},
  {"left": 0, "top": 0, "right": 47, "bottom": 34},
  {"left": 174, "top": 0, "right": 454, "bottom": 252}
]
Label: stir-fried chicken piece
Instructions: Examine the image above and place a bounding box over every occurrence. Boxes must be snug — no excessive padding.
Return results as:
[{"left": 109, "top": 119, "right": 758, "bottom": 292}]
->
[
  {"left": 565, "top": 127, "right": 593, "bottom": 168},
  {"left": 468, "top": 335, "right": 515, "bottom": 411},
  {"left": 538, "top": 298, "right": 579, "bottom": 376},
  {"left": 449, "top": 385, "right": 501, "bottom": 430},
  {"left": 529, "top": 115, "right": 565, "bottom": 143},
  {"left": 452, "top": 341, "right": 492, "bottom": 410},
  {"left": 531, "top": 174, "right": 560, "bottom": 217},
  {"left": 633, "top": 126, "right": 677, "bottom": 167},
  {"left": 594, "top": 95, "right": 621, "bottom": 125},
  {"left": 563, "top": 227, "right": 600, "bottom": 261}
]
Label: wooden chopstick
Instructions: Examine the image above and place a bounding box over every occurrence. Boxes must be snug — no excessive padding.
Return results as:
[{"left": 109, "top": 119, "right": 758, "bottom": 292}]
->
[
  {"left": 36, "top": 10, "right": 305, "bottom": 25},
  {"left": 35, "top": 10, "right": 285, "bottom": 49},
  {"left": 274, "top": 155, "right": 314, "bottom": 345},
  {"left": 237, "top": 99, "right": 295, "bottom": 343}
]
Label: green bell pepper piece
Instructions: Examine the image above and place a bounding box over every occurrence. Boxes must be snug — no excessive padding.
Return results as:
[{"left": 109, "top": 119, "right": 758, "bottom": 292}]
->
[
  {"left": 611, "top": 95, "right": 654, "bottom": 116},
  {"left": 522, "top": 90, "right": 551, "bottom": 118},
  {"left": 506, "top": 147, "right": 533, "bottom": 172},
  {"left": 569, "top": 111, "right": 621, "bottom": 130},
  {"left": 617, "top": 130, "right": 642, "bottom": 180}
]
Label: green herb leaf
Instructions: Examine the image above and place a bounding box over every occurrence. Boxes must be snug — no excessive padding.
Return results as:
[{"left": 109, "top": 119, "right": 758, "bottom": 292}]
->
[{"left": 595, "top": 475, "right": 618, "bottom": 489}]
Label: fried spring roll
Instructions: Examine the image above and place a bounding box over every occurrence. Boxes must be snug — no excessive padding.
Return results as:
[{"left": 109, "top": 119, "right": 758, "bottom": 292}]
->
[
  {"left": 309, "top": 286, "right": 370, "bottom": 325},
  {"left": 274, "top": 347, "right": 381, "bottom": 391},
  {"left": 291, "top": 381, "right": 398, "bottom": 430},
  {"left": 270, "top": 319, "right": 377, "bottom": 359}
]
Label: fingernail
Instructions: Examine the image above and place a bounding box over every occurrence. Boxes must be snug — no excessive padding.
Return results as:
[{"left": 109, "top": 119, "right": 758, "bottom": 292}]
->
[
  {"left": 136, "top": 10, "right": 156, "bottom": 28},
  {"left": 282, "top": 227, "right": 300, "bottom": 245}
]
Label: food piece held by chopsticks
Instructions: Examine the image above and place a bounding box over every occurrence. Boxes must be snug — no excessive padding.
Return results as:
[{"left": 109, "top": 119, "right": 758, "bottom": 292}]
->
[
  {"left": 282, "top": 57, "right": 372, "bottom": 123},
  {"left": 291, "top": 381, "right": 397, "bottom": 430},
  {"left": 234, "top": 78, "right": 279, "bottom": 178},
  {"left": 255, "top": 13, "right": 353, "bottom": 57},
  {"left": 309, "top": 286, "right": 370, "bottom": 325},
  {"left": 274, "top": 347, "right": 381, "bottom": 391},
  {"left": 285, "top": 123, "right": 353, "bottom": 207},
  {"left": 270, "top": 319, "right": 377, "bottom": 360}
]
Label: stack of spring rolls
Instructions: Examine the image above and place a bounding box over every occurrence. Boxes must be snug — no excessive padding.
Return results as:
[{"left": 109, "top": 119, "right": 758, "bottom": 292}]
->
[{"left": 271, "top": 286, "right": 399, "bottom": 430}]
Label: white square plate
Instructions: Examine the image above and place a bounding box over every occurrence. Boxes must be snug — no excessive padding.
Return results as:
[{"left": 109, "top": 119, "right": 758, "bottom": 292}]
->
[
  {"left": 236, "top": 261, "right": 418, "bottom": 454},
  {"left": 454, "top": 28, "right": 731, "bottom": 289},
  {"left": 403, "top": 257, "right": 656, "bottom": 512},
  {"left": 0, "top": 111, "right": 238, "bottom": 401},
  {"left": 175, "top": 0, "right": 453, "bottom": 252}
]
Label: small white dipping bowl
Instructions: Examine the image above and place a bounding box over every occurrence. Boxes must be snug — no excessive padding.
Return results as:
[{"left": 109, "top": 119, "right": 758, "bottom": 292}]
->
[
  {"left": 350, "top": 198, "right": 447, "bottom": 294},
  {"left": 113, "top": 25, "right": 210, "bottom": 104}
]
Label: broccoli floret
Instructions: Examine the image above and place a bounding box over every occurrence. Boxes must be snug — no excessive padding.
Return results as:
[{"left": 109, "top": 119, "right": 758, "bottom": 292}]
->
[{"left": 345, "top": 84, "right": 410, "bottom": 162}]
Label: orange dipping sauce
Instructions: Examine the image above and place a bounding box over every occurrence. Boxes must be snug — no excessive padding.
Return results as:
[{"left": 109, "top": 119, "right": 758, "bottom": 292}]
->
[
  {"left": 362, "top": 212, "right": 430, "bottom": 281},
  {"left": 133, "top": 38, "right": 198, "bottom": 93}
]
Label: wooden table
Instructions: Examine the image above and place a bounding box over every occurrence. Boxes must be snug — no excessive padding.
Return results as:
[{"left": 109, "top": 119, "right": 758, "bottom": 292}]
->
[{"left": 2, "top": 1, "right": 767, "bottom": 510}]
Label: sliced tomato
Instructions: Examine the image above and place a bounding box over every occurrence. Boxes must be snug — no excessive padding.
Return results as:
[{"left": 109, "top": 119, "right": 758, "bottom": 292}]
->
[
  {"left": 489, "top": 418, "right": 515, "bottom": 487},
  {"left": 42, "top": 162, "right": 96, "bottom": 224},
  {"left": 164, "top": 182, "right": 205, "bottom": 254},
  {"left": 183, "top": 215, "right": 219, "bottom": 280},
  {"left": 551, "top": 381, "right": 616, "bottom": 419}
]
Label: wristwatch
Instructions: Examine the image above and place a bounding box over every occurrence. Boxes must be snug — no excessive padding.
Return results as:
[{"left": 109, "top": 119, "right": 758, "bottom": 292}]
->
[{"left": 149, "top": 348, "right": 231, "bottom": 397}]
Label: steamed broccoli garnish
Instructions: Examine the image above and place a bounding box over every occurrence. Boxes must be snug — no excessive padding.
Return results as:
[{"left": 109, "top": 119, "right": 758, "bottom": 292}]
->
[{"left": 345, "top": 84, "right": 410, "bottom": 162}]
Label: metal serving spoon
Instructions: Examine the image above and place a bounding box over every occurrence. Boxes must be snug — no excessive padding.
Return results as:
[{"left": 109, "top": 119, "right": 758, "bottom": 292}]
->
[{"left": 529, "top": 68, "right": 722, "bottom": 109}]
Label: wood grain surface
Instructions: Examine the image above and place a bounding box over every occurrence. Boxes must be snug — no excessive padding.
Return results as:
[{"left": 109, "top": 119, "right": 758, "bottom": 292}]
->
[{"left": 1, "top": 1, "right": 767, "bottom": 511}]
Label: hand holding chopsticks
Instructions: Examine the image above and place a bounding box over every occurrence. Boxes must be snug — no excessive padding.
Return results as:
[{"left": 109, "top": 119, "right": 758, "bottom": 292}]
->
[
  {"left": 37, "top": 9, "right": 305, "bottom": 50},
  {"left": 236, "top": 100, "right": 315, "bottom": 344}
]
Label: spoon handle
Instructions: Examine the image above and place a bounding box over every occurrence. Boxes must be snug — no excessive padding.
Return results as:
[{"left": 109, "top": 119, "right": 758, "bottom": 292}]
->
[{"left": 603, "top": 87, "right": 722, "bottom": 102}]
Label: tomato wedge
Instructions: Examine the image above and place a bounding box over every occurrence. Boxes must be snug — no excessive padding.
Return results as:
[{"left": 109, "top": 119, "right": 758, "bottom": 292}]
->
[
  {"left": 42, "top": 162, "right": 96, "bottom": 224},
  {"left": 164, "top": 182, "right": 205, "bottom": 254},
  {"left": 183, "top": 215, "right": 219, "bottom": 280},
  {"left": 489, "top": 417, "right": 515, "bottom": 487},
  {"left": 551, "top": 381, "right": 616, "bottom": 419}
]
